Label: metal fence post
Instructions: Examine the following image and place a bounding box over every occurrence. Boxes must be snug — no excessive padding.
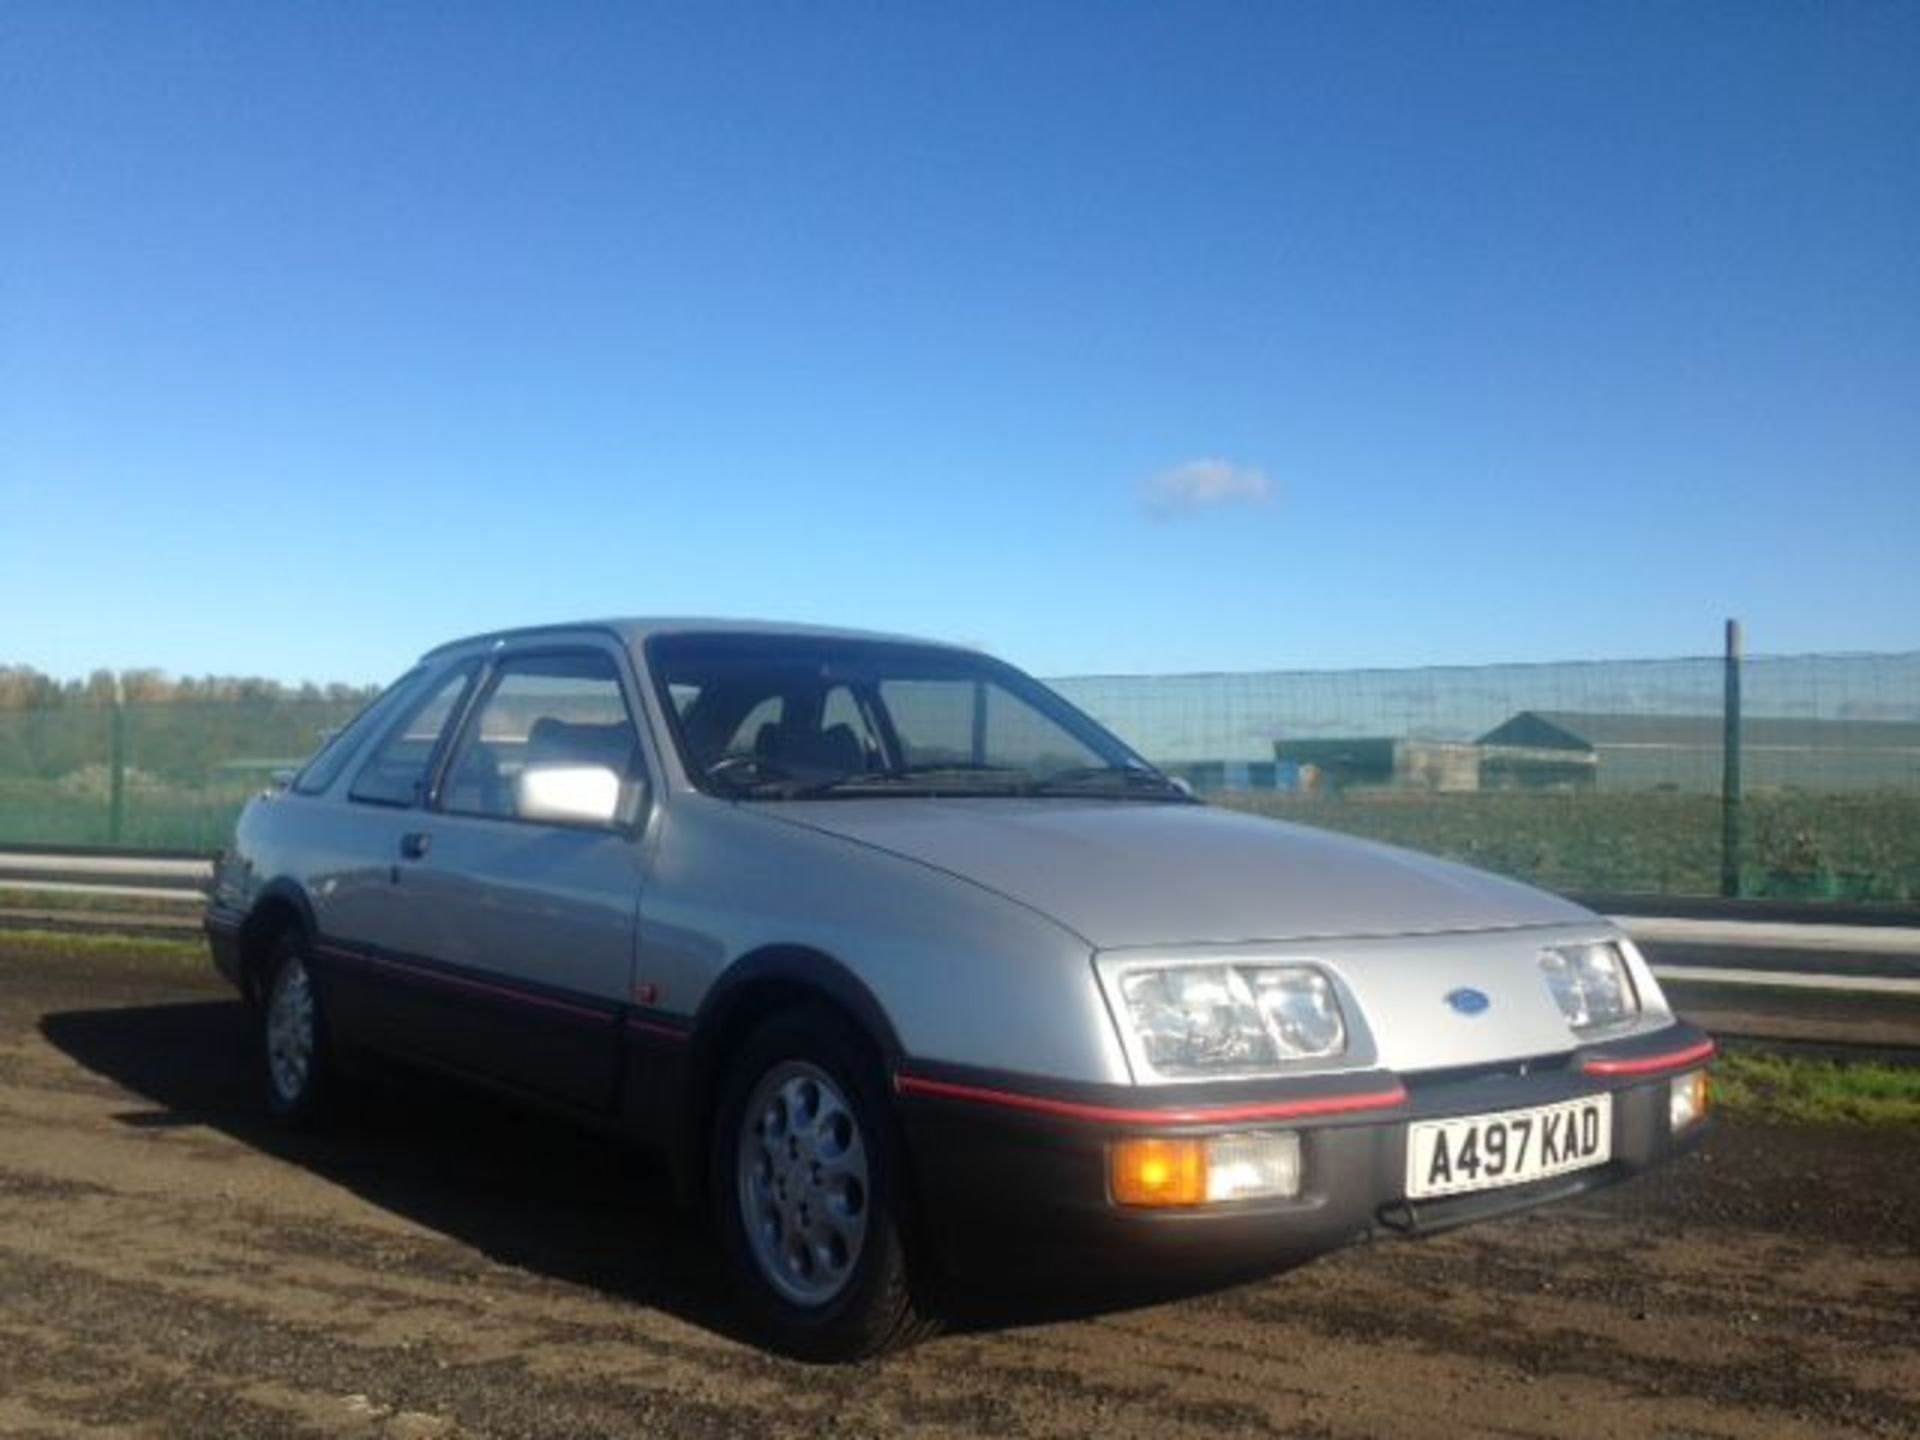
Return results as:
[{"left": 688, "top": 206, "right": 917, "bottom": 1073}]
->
[
  {"left": 1721, "top": 619, "right": 1742, "bottom": 897},
  {"left": 108, "top": 681, "right": 127, "bottom": 846}
]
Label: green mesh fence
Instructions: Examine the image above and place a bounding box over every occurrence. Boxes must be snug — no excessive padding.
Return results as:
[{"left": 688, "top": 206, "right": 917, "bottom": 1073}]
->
[
  {"left": 0, "top": 698, "right": 366, "bottom": 850},
  {"left": 1050, "top": 651, "right": 1920, "bottom": 904},
  {"left": 2, "top": 653, "right": 1917, "bottom": 902}
]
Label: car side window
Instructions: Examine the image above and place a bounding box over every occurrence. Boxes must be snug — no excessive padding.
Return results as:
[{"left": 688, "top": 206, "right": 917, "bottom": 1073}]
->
[
  {"left": 347, "top": 667, "right": 474, "bottom": 808},
  {"left": 292, "top": 668, "right": 428, "bottom": 796},
  {"left": 439, "top": 651, "right": 641, "bottom": 823}
]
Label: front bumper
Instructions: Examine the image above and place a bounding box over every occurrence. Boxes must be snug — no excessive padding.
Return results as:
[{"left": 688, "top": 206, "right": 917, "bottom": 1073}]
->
[{"left": 894, "top": 1023, "right": 1714, "bottom": 1285}]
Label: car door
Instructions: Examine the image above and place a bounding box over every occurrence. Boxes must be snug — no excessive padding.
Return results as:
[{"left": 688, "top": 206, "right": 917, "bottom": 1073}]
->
[
  {"left": 311, "top": 659, "right": 484, "bottom": 1056},
  {"left": 386, "top": 642, "right": 650, "bottom": 1111}
]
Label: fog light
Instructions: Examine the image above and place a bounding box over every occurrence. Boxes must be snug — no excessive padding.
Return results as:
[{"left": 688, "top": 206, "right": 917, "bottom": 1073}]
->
[
  {"left": 1204, "top": 1130, "right": 1302, "bottom": 1202},
  {"left": 1111, "top": 1131, "right": 1302, "bottom": 1207},
  {"left": 1669, "top": 1070, "right": 1709, "bottom": 1131}
]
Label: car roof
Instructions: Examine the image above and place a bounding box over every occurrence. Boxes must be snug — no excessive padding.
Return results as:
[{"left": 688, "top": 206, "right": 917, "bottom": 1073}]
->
[{"left": 419, "top": 617, "right": 974, "bottom": 662}]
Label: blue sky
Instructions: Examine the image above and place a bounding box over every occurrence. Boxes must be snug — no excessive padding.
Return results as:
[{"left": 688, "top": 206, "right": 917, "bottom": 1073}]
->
[{"left": 3, "top": 3, "right": 1915, "bottom": 686}]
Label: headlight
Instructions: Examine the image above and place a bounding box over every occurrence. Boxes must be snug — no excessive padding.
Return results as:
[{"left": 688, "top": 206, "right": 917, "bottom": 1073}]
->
[
  {"left": 1540, "top": 942, "right": 1640, "bottom": 1032},
  {"left": 1111, "top": 963, "right": 1347, "bottom": 1078}
]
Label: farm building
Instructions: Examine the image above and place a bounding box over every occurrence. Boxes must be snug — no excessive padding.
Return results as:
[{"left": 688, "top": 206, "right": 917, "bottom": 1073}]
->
[
  {"left": 1273, "top": 737, "right": 1482, "bottom": 793},
  {"left": 1474, "top": 711, "right": 1920, "bottom": 793}
]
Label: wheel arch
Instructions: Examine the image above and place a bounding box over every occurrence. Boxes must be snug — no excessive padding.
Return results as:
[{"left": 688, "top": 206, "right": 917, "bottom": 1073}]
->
[
  {"left": 237, "top": 880, "right": 316, "bottom": 1005},
  {"left": 671, "top": 943, "right": 906, "bottom": 1202}
]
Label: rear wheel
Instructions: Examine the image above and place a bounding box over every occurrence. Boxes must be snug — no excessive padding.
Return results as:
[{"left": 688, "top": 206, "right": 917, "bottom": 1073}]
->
[
  {"left": 710, "top": 1006, "right": 935, "bottom": 1360},
  {"left": 261, "top": 931, "right": 337, "bottom": 1125}
]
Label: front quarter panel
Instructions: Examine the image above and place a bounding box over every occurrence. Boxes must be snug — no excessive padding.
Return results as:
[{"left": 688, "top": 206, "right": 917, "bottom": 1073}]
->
[
  {"left": 637, "top": 796, "right": 1132, "bottom": 1086},
  {"left": 214, "top": 789, "right": 316, "bottom": 922}
]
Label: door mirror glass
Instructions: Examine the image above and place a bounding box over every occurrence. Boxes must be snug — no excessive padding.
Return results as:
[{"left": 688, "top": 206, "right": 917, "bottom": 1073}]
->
[{"left": 516, "top": 764, "right": 622, "bottom": 826}]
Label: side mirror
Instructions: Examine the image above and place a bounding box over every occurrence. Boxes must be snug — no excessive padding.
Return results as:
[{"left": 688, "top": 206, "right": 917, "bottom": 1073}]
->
[{"left": 516, "top": 764, "right": 622, "bottom": 827}]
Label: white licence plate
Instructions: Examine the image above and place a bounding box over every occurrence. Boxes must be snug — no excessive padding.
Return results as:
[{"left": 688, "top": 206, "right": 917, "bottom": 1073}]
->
[{"left": 1405, "top": 1093, "right": 1613, "bottom": 1200}]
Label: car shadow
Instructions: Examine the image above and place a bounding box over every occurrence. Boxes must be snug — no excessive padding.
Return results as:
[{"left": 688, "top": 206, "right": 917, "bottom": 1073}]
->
[
  {"left": 40, "top": 998, "right": 754, "bottom": 1342},
  {"left": 40, "top": 998, "right": 1274, "bottom": 1351}
]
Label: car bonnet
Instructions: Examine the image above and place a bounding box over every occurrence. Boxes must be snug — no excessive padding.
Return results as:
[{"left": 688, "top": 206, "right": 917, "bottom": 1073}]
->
[{"left": 756, "top": 797, "right": 1594, "bottom": 950}]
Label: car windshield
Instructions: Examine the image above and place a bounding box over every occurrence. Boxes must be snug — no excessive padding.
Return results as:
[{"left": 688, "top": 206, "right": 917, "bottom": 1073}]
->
[{"left": 647, "top": 633, "right": 1189, "bottom": 802}]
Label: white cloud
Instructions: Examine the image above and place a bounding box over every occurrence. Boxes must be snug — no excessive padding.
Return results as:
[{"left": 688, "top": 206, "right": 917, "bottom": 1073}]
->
[{"left": 1139, "top": 458, "right": 1274, "bottom": 520}]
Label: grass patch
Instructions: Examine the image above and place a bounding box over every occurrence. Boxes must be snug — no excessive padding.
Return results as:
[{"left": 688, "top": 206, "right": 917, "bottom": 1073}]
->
[
  {"left": 1713, "top": 1049, "right": 1920, "bottom": 1127},
  {"left": 0, "top": 928, "right": 210, "bottom": 966},
  {"left": 0, "top": 886, "right": 205, "bottom": 914}
]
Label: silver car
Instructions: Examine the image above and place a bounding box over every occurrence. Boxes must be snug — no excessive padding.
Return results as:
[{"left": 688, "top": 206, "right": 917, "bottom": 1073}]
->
[{"left": 207, "top": 619, "right": 1714, "bottom": 1359}]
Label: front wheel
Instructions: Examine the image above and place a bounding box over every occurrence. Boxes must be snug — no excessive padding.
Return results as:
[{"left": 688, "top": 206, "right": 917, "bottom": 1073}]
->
[
  {"left": 261, "top": 932, "right": 337, "bottom": 1126},
  {"left": 710, "top": 1007, "right": 935, "bottom": 1360}
]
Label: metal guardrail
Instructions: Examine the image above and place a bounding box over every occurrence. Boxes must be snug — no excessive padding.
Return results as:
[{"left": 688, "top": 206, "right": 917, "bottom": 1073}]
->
[
  {"left": 1617, "top": 917, "right": 1920, "bottom": 998},
  {"left": 0, "top": 849, "right": 213, "bottom": 906},
  {"left": 0, "top": 847, "right": 213, "bottom": 934}
]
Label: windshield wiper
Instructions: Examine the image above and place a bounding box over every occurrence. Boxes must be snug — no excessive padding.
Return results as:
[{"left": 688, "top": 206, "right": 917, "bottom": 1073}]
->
[
  {"left": 749, "top": 771, "right": 932, "bottom": 799},
  {"left": 724, "top": 762, "right": 1036, "bottom": 800},
  {"left": 781, "top": 764, "right": 1046, "bottom": 799},
  {"left": 896, "top": 762, "right": 1031, "bottom": 781},
  {"left": 1023, "top": 765, "right": 1192, "bottom": 801},
  {"left": 711, "top": 755, "right": 1185, "bottom": 802}
]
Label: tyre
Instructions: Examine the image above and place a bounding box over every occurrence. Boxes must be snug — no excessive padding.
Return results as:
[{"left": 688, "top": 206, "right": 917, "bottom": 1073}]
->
[
  {"left": 710, "top": 1006, "right": 936, "bottom": 1360},
  {"left": 260, "top": 930, "right": 338, "bottom": 1126}
]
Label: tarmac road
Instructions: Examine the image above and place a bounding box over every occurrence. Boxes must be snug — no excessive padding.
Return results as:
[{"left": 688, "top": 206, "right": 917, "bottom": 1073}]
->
[{"left": 1, "top": 939, "right": 1916, "bottom": 1440}]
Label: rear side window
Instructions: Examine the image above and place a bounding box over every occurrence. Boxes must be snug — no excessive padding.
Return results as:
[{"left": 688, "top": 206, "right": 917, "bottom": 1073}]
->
[
  {"left": 348, "top": 667, "right": 474, "bottom": 807},
  {"left": 439, "top": 651, "right": 640, "bottom": 822},
  {"left": 291, "top": 669, "right": 427, "bottom": 796}
]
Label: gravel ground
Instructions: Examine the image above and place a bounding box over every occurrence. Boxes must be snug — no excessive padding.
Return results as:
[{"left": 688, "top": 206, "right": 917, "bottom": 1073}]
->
[{"left": 1, "top": 940, "right": 1916, "bottom": 1440}]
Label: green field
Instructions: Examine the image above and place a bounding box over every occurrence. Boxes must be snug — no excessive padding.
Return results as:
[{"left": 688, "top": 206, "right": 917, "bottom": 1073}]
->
[{"left": 1213, "top": 789, "right": 1920, "bottom": 902}]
